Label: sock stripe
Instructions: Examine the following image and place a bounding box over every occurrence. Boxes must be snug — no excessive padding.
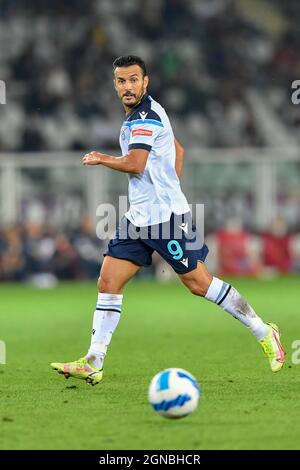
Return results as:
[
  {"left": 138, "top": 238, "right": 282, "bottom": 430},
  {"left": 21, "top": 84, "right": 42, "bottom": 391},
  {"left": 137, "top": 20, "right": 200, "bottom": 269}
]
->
[
  {"left": 96, "top": 307, "right": 121, "bottom": 313},
  {"left": 215, "top": 282, "right": 229, "bottom": 304},
  {"left": 217, "top": 285, "right": 232, "bottom": 305},
  {"left": 97, "top": 304, "right": 122, "bottom": 309}
]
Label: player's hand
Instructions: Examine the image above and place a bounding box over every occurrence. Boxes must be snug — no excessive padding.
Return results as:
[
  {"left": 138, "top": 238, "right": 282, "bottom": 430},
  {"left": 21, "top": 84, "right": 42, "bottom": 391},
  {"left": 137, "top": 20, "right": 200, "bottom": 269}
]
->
[{"left": 82, "top": 151, "right": 102, "bottom": 165}]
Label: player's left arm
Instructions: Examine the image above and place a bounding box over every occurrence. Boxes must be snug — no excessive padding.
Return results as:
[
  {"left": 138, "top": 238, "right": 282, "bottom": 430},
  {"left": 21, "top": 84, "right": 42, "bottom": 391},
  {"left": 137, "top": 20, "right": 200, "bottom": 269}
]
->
[
  {"left": 81, "top": 149, "right": 149, "bottom": 174},
  {"left": 174, "top": 137, "right": 185, "bottom": 178}
]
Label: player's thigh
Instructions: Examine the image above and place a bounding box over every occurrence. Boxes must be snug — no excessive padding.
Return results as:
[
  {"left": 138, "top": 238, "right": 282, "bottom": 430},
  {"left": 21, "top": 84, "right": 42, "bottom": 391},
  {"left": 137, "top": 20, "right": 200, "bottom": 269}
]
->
[
  {"left": 144, "top": 213, "right": 209, "bottom": 286},
  {"left": 178, "top": 261, "right": 212, "bottom": 296},
  {"left": 98, "top": 256, "right": 141, "bottom": 293}
]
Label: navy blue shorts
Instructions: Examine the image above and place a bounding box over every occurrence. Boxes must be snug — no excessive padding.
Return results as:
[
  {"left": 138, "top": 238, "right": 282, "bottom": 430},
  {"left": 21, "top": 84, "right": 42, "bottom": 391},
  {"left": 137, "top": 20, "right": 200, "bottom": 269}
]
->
[{"left": 104, "top": 212, "right": 209, "bottom": 274}]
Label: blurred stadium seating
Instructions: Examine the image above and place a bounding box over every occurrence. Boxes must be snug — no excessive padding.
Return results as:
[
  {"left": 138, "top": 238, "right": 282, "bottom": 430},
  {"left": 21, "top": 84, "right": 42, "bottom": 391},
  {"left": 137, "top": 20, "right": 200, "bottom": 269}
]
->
[
  {"left": 1, "top": 0, "right": 300, "bottom": 281},
  {"left": 2, "top": 0, "right": 300, "bottom": 151}
]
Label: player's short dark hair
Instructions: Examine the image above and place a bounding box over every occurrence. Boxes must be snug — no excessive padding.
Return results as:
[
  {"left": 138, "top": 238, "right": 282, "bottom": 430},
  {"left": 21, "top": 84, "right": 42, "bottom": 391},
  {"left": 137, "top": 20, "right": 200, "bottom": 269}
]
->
[{"left": 113, "top": 55, "right": 147, "bottom": 77}]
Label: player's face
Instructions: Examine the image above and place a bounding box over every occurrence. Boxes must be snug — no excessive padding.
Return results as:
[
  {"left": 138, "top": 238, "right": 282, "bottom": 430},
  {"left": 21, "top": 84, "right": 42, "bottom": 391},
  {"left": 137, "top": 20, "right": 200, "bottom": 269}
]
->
[{"left": 114, "top": 65, "right": 149, "bottom": 110}]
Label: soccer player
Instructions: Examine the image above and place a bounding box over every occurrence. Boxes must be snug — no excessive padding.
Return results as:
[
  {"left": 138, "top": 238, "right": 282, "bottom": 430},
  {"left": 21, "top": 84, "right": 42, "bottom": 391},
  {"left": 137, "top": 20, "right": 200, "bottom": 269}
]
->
[{"left": 51, "top": 56, "right": 285, "bottom": 385}]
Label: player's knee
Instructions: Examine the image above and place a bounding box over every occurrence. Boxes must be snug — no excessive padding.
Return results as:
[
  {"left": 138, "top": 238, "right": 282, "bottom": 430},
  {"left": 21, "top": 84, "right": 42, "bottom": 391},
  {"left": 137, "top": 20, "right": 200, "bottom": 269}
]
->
[
  {"left": 97, "top": 275, "right": 112, "bottom": 292},
  {"left": 187, "top": 278, "right": 210, "bottom": 297},
  {"left": 97, "top": 276, "right": 102, "bottom": 291},
  {"left": 97, "top": 275, "right": 122, "bottom": 294},
  {"left": 189, "top": 283, "right": 207, "bottom": 297}
]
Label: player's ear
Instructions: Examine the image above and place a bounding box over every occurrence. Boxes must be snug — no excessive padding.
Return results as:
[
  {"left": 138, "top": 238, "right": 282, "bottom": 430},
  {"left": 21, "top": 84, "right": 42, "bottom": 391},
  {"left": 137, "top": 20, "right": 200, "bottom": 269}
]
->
[{"left": 144, "top": 75, "right": 149, "bottom": 89}]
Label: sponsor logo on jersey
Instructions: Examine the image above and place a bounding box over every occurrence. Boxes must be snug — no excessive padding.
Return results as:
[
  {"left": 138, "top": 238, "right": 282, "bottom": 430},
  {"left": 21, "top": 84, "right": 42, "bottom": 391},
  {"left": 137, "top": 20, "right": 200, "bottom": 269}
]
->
[
  {"left": 139, "top": 111, "right": 148, "bottom": 120},
  {"left": 132, "top": 128, "right": 153, "bottom": 137}
]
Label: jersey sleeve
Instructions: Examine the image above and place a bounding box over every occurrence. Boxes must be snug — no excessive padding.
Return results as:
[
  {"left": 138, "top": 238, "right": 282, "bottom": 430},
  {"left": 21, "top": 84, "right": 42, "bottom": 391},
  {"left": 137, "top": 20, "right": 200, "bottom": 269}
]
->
[{"left": 128, "top": 110, "right": 164, "bottom": 152}]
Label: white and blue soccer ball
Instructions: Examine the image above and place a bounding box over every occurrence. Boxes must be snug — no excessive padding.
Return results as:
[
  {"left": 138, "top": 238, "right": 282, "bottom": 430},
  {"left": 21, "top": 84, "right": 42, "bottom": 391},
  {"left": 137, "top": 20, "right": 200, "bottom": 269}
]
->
[{"left": 148, "top": 368, "right": 200, "bottom": 419}]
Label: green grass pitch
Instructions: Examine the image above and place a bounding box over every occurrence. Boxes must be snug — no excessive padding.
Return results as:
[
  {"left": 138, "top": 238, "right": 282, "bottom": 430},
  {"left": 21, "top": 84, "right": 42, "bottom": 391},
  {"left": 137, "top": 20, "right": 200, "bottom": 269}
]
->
[{"left": 0, "top": 277, "right": 299, "bottom": 450}]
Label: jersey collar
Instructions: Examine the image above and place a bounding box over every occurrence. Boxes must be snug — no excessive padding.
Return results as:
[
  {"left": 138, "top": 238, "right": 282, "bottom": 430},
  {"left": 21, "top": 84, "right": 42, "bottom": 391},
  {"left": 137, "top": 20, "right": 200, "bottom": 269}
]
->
[{"left": 125, "top": 93, "right": 149, "bottom": 120}]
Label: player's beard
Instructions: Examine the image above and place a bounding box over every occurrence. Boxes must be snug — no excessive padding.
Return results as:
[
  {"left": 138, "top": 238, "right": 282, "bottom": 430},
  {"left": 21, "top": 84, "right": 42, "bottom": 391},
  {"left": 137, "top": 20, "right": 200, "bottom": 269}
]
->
[{"left": 122, "top": 87, "right": 145, "bottom": 109}]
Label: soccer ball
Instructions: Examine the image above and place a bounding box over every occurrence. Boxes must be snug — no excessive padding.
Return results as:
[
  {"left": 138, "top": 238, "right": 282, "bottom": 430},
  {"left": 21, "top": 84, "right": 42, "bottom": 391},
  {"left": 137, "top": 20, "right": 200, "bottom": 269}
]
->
[{"left": 148, "top": 368, "right": 200, "bottom": 419}]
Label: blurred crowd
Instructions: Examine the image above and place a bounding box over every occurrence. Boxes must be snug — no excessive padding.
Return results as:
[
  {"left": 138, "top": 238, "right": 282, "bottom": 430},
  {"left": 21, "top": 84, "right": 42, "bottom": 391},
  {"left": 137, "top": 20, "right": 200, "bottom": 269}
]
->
[
  {"left": 207, "top": 216, "right": 300, "bottom": 276},
  {"left": 1, "top": 0, "right": 300, "bottom": 283},
  {"left": 0, "top": 217, "right": 103, "bottom": 283},
  {"left": 1, "top": 215, "right": 299, "bottom": 283},
  {"left": 1, "top": 0, "right": 300, "bottom": 151}
]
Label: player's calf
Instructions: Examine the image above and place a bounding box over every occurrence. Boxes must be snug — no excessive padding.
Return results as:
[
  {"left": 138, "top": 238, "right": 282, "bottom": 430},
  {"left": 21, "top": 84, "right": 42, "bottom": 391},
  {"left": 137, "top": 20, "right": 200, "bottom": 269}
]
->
[{"left": 180, "top": 264, "right": 285, "bottom": 372}]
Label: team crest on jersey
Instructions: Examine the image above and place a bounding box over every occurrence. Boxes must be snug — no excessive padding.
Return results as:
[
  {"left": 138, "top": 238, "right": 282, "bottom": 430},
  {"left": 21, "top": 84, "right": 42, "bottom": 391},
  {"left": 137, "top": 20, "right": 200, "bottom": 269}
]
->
[{"left": 120, "top": 126, "right": 127, "bottom": 140}]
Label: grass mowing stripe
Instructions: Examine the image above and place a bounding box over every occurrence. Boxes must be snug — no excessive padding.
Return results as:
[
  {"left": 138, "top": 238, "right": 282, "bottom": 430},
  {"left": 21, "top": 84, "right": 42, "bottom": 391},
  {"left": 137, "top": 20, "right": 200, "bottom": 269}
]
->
[{"left": 0, "top": 278, "right": 299, "bottom": 449}]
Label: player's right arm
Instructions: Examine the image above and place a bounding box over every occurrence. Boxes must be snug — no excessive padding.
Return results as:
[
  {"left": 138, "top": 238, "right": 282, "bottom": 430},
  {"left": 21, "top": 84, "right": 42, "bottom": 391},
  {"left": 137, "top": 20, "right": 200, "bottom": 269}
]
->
[
  {"left": 174, "top": 138, "right": 185, "bottom": 178},
  {"left": 81, "top": 149, "right": 149, "bottom": 174}
]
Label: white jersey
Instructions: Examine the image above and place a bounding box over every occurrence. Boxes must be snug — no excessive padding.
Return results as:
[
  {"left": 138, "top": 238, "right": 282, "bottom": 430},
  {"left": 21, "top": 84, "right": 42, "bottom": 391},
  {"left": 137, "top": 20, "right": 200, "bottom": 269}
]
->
[{"left": 119, "top": 94, "right": 190, "bottom": 227}]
